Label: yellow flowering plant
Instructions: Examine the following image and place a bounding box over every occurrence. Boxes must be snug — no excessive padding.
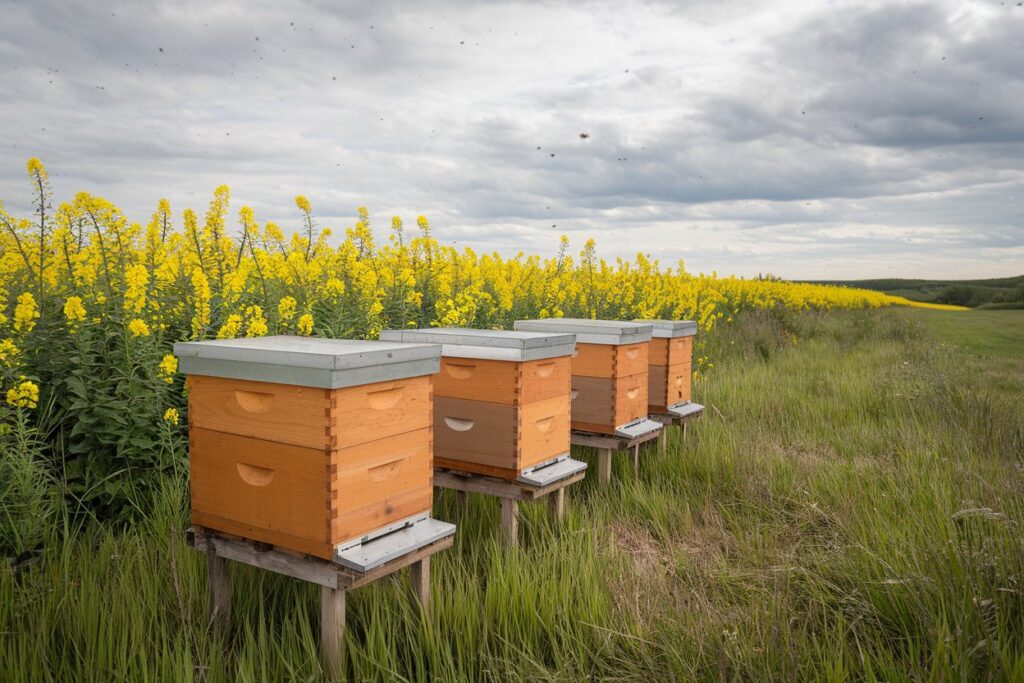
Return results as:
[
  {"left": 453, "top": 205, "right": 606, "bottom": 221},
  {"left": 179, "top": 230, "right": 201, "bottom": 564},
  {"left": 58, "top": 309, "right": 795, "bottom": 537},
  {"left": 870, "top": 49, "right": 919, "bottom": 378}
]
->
[
  {"left": 0, "top": 157, "right": 964, "bottom": 521},
  {"left": 6, "top": 378, "right": 39, "bottom": 409}
]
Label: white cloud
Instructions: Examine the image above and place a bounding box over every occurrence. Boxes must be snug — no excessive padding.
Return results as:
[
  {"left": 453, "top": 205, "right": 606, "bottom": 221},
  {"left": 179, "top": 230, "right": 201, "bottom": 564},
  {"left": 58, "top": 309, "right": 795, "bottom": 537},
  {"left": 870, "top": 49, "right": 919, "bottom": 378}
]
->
[{"left": 0, "top": 0, "right": 1021, "bottom": 279}]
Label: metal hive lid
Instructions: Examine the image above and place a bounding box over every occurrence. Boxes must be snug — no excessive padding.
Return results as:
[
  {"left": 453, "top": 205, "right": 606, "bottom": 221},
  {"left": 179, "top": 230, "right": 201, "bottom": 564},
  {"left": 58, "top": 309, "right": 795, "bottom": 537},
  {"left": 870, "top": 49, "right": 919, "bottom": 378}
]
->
[
  {"left": 514, "top": 318, "right": 652, "bottom": 345},
  {"left": 379, "top": 327, "right": 575, "bottom": 362},
  {"left": 634, "top": 319, "right": 698, "bottom": 338},
  {"left": 173, "top": 335, "right": 441, "bottom": 388}
]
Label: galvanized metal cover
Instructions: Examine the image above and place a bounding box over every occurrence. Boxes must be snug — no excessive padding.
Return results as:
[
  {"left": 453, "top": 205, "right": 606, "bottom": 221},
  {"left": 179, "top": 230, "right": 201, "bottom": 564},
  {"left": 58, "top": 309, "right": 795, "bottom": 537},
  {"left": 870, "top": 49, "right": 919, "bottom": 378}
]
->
[
  {"left": 333, "top": 516, "right": 456, "bottom": 572},
  {"left": 517, "top": 456, "right": 588, "bottom": 487},
  {"left": 614, "top": 417, "right": 663, "bottom": 439},
  {"left": 634, "top": 319, "right": 698, "bottom": 338},
  {"left": 379, "top": 327, "right": 575, "bottom": 361},
  {"left": 666, "top": 401, "right": 704, "bottom": 418},
  {"left": 514, "top": 318, "right": 653, "bottom": 345},
  {"left": 173, "top": 335, "right": 441, "bottom": 388}
]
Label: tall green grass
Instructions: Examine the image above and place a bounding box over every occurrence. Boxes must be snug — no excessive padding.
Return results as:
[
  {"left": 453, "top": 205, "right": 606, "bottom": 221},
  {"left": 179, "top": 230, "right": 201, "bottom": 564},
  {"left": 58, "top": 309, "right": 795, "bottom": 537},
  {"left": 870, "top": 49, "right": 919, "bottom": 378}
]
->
[{"left": 2, "top": 309, "right": 1022, "bottom": 681}]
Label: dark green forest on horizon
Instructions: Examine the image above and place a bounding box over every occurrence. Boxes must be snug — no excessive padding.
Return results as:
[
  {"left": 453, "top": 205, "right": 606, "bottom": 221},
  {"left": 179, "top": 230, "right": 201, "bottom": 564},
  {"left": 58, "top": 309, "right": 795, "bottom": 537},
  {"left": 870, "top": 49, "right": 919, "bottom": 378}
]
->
[{"left": 804, "top": 274, "right": 1024, "bottom": 309}]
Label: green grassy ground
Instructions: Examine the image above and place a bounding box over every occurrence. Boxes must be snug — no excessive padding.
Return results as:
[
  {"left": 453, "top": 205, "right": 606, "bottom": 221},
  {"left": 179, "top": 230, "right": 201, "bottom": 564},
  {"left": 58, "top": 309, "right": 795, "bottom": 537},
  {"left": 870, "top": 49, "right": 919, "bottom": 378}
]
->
[
  {"left": 2, "top": 308, "right": 1023, "bottom": 681},
  {"left": 905, "top": 309, "right": 1024, "bottom": 358}
]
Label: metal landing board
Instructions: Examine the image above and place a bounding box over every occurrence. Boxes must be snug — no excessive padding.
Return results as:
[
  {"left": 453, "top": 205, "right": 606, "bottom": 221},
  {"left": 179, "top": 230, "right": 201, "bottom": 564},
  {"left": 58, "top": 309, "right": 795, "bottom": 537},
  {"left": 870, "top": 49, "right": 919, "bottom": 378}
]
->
[
  {"left": 333, "top": 516, "right": 456, "bottom": 572},
  {"left": 665, "top": 402, "right": 704, "bottom": 419},
  {"left": 517, "top": 455, "right": 588, "bottom": 487},
  {"left": 614, "top": 417, "right": 663, "bottom": 439}
]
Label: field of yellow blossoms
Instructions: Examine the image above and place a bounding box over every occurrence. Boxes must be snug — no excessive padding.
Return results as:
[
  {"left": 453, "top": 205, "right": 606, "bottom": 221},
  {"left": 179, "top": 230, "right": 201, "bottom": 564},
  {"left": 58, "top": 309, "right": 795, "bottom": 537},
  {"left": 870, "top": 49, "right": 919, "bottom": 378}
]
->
[{"left": 0, "top": 159, "right": 960, "bottom": 530}]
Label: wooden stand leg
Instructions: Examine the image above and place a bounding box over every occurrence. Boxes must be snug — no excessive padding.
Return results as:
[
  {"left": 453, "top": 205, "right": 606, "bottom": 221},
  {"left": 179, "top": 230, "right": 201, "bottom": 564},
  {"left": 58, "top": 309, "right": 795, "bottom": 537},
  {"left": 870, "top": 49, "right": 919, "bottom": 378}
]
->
[
  {"left": 597, "top": 448, "right": 612, "bottom": 487},
  {"left": 410, "top": 557, "right": 431, "bottom": 611},
  {"left": 206, "top": 549, "right": 231, "bottom": 631},
  {"left": 658, "top": 428, "right": 667, "bottom": 454},
  {"left": 321, "top": 585, "right": 346, "bottom": 678},
  {"left": 682, "top": 423, "right": 689, "bottom": 440},
  {"left": 501, "top": 498, "right": 519, "bottom": 547},
  {"left": 633, "top": 444, "right": 640, "bottom": 474},
  {"left": 548, "top": 488, "right": 565, "bottom": 522}
]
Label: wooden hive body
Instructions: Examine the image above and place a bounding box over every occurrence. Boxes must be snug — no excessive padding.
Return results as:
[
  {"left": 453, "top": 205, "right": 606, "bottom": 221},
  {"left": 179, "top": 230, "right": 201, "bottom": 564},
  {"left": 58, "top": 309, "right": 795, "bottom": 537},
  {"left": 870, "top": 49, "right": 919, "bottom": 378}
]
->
[
  {"left": 432, "top": 356, "right": 571, "bottom": 479},
  {"left": 378, "top": 328, "right": 575, "bottom": 481},
  {"left": 177, "top": 337, "right": 440, "bottom": 560},
  {"left": 634, "top": 320, "right": 697, "bottom": 413},
  {"left": 570, "top": 341, "right": 650, "bottom": 434},
  {"left": 512, "top": 319, "right": 656, "bottom": 436},
  {"left": 647, "top": 336, "right": 693, "bottom": 411}
]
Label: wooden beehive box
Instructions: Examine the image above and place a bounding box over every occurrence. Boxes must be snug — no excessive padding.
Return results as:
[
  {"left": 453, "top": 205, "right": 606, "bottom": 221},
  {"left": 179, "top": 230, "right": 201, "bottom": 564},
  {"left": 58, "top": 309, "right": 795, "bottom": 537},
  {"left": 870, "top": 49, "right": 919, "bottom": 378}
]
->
[
  {"left": 379, "top": 328, "right": 575, "bottom": 480},
  {"left": 514, "top": 319, "right": 659, "bottom": 436},
  {"left": 634, "top": 319, "right": 697, "bottom": 412},
  {"left": 173, "top": 336, "right": 442, "bottom": 560}
]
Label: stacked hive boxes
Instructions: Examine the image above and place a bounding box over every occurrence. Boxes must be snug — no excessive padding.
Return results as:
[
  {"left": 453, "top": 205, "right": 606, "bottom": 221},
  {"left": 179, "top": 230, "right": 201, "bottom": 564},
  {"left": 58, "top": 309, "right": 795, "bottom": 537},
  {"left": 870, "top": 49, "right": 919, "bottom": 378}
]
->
[
  {"left": 174, "top": 336, "right": 448, "bottom": 561},
  {"left": 635, "top": 319, "right": 697, "bottom": 413},
  {"left": 380, "top": 328, "right": 577, "bottom": 481},
  {"left": 514, "top": 319, "right": 661, "bottom": 437}
]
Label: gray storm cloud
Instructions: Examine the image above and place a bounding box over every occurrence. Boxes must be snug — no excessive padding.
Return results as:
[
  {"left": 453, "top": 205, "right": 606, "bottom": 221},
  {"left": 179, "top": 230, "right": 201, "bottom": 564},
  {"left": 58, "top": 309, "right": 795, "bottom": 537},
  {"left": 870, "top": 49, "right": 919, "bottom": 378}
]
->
[{"left": 1, "top": 0, "right": 1021, "bottom": 279}]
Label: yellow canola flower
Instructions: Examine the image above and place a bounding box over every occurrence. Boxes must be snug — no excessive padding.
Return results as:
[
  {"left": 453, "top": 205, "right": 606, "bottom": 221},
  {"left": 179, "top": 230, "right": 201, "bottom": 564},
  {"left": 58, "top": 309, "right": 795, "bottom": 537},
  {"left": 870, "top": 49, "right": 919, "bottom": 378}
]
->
[
  {"left": 0, "top": 339, "right": 20, "bottom": 365},
  {"left": 297, "top": 313, "right": 314, "bottom": 335},
  {"left": 159, "top": 354, "right": 177, "bottom": 383},
  {"left": 64, "top": 296, "right": 87, "bottom": 329},
  {"left": 294, "top": 195, "right": 312, "bottom": 213},
  {"left": 244, "top": 305, "right": 268, "bottom": 337},
  {"left": 190, "top": 268, "right": 211, "bottom": 339},
  {"left": 26, "top": 157, "right": 47, "bottom": 179},
  {"left": 163, "top": 407, "right": 180, "bottom": 425},
  {"left": 123, "top": 264, "right": 149, "bottom": 313},
  {"left": 216, "top": 314, "right": 243, "bottom": 339},
  {"left": 277, "top": 296, "right": 297, "bottom": 321},
  {"left": 14, "top": 293, "right": 39, "bottom": 333},
  {"left": 128, "top": 318, "right": 150, "bottom": 337},
  {"left": 6, "top": 378, "right": 39, "bottom": 409}
]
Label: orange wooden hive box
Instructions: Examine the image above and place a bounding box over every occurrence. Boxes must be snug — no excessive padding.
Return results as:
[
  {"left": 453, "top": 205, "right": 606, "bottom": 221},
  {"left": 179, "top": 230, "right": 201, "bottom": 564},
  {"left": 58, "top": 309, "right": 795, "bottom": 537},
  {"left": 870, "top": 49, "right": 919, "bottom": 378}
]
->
[
  {"left": 634, "top": 319, "right": 697, "bottom": 413},
  {"left": 379, "top": 328, "right": 579, "bottom": 482},
  {"left": 173, "top": 336, "right": 445, "bottom": 561},
  {"left": 513, "top": 319, "right": 662, "bottom": 438}
]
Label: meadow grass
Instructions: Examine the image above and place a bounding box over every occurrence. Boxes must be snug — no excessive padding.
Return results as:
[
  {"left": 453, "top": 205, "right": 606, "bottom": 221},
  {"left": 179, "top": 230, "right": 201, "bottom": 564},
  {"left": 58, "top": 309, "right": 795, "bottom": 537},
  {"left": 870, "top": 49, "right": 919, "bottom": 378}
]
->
[{"left": 2, "top": 308, "right": 1022, "bottom": 681}]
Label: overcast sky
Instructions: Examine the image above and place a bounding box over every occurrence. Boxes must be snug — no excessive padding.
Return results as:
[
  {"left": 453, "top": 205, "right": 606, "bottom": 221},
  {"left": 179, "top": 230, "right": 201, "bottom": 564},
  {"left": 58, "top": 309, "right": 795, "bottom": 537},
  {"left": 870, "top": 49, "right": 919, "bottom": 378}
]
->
[{"left": 1, "top": 0, "right": 1021, "bottom": 279}]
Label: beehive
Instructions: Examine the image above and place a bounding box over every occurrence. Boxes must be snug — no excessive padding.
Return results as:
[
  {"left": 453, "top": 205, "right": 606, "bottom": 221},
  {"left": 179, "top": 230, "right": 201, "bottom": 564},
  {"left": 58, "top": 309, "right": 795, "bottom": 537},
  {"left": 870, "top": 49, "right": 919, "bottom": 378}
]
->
[
  {"left": 379, "top": 328, "right": 575, "bottom": 480},
  {"left": 173, "top": 336, "right": 442, "bottom": 560},
  {"left": 514, "top": 319, "right": 659, "bottom": 436},
  {"left": 635, "top": 319, "right": 697, "bottom": 412}
]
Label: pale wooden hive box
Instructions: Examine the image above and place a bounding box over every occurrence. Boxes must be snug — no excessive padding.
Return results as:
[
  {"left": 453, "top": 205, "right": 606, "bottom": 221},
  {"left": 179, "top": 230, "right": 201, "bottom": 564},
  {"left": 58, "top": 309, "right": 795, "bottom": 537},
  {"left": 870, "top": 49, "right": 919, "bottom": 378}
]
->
[
  {"left": 379, "top": 328, "right": 575, "bottom": 480},
  {"left": 173, "top": 336, "right": 442, "bottom": 560},
  {"left": 635, "top": 319, "right": 697, "bottom": 412},
  {"left": 514, "top": 319, "right": 654, "bottom": 435}
]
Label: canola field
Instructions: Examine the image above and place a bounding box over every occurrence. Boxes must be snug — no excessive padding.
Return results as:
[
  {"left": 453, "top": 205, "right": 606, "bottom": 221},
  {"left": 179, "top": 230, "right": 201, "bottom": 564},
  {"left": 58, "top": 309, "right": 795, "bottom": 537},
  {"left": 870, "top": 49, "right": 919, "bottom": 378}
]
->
[
  {"left": 0, "top": 158, "right": 958, "bottom": 412},
  {"left": 0, "top": 158, "right": 961, "bottom": 529}
]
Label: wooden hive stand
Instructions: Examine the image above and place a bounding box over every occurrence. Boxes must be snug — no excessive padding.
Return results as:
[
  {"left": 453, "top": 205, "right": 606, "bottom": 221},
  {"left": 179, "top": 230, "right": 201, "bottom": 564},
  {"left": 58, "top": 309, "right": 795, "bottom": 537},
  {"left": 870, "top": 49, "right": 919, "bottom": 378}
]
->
[
  {"left": 434, "top": 461, "right": 587, "bottom": 547},
  {"left": 188, "top": 525, "right": 454, "bottom": 677},
  {"left": 570, "top": 426, "right": 662, "bottom": 486},
  {"left": 650, "top": 402, "right": 705, "bottom": 453}
]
